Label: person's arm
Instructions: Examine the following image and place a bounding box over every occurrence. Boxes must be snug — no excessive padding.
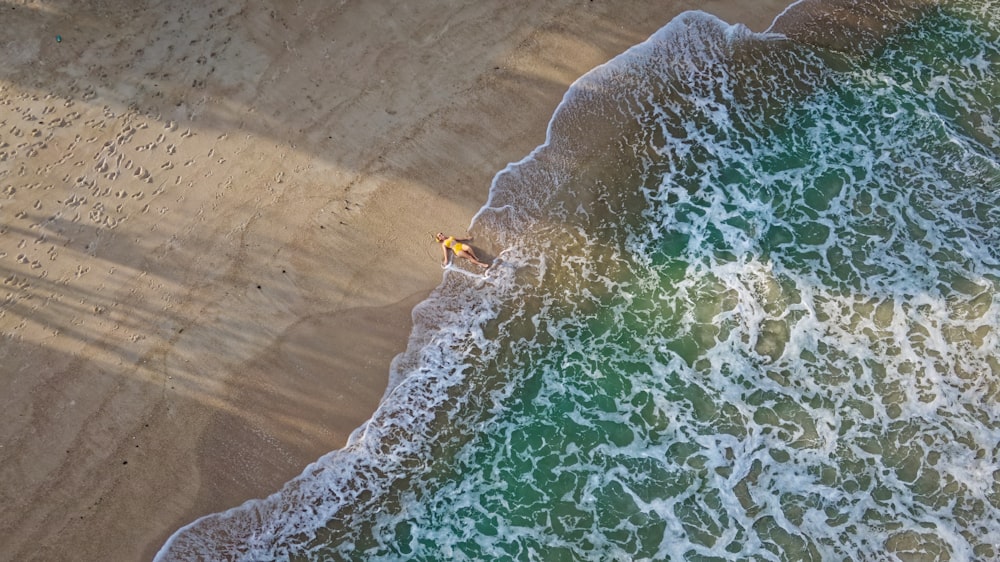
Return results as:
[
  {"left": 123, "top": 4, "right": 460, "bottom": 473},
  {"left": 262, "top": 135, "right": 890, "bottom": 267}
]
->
[
  {"left": 440, "top": 243, "right": 450, "bottom": 266},
  {"left": 455, "top": 236, "right": 473, "bottom": 242}
]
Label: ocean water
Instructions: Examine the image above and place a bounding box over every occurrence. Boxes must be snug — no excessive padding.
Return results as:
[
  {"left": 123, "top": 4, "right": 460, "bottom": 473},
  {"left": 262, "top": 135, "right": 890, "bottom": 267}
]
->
[{"left": 158, "top": 1, "right": 1000, "bottom": 560}]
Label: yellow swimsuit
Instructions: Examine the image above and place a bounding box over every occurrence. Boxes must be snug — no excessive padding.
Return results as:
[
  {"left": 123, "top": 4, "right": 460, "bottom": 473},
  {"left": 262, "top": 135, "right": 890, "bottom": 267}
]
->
[{"left": 445, "top": 237, "right": 467, "bottom": 253}]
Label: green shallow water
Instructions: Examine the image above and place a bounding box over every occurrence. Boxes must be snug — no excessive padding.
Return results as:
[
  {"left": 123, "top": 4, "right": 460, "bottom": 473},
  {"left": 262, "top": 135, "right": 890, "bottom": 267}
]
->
[{"left": 355, "top": 4, "right": 1000, "bottom": 560}]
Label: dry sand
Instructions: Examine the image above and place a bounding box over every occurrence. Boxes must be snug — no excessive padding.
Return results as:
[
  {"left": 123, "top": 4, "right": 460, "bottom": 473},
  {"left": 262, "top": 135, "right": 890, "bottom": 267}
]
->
[{"left": 0, "top": 1, "right": 788, "bottom": 560}]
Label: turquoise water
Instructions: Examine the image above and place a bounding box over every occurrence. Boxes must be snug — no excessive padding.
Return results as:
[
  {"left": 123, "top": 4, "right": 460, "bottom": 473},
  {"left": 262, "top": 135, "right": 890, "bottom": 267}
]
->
[{"left": 159, "top": 2, "right": 1000, "bottom": 560}]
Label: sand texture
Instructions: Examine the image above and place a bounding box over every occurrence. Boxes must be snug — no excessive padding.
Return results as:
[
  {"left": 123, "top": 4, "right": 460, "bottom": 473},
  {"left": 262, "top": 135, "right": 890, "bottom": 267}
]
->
[{"left": 0, "top": 1, "right": 787, "bottom": 560}]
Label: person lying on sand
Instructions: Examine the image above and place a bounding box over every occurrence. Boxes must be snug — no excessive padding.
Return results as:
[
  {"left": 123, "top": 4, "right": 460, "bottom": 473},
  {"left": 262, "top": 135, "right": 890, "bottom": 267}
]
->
[{"left": 436, "top": 232, "right": 490, "bottom": 269}]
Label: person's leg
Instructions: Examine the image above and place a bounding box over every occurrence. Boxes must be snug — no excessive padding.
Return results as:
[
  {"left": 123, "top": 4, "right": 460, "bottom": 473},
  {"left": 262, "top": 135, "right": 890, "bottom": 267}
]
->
[{"left": 457, "top": 249, "right": 489, "bottom": 268}]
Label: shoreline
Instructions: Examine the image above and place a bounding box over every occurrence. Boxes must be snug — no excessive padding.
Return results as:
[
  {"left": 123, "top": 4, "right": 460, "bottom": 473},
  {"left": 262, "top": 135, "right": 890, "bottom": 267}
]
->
[{"left": 0, "top": 2, "right": 789, "bottom": 560}]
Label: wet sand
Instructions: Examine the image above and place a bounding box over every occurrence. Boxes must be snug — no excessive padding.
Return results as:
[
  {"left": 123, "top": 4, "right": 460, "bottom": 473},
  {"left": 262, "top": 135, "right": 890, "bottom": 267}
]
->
[{"left": 0, "top": 1, "right": 788, "bottom": 560}]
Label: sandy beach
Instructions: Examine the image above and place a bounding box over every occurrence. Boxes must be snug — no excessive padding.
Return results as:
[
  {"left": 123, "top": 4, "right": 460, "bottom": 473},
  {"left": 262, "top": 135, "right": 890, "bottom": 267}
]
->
[{"left": 0, "top": 1, "right": 788, "bottom": 560}]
